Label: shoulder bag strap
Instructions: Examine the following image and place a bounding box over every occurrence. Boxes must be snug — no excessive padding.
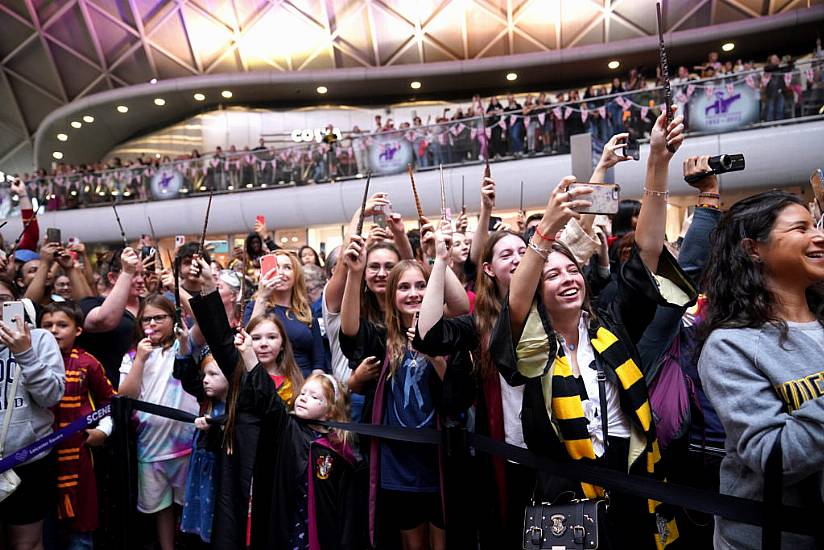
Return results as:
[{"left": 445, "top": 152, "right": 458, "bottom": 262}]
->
[
  {"left": 595, "top": 359, "right": 609, "bottom": 460},
  {"left": 762, "top": 438, "right": 783, "bottom": 548},
  {"left": 0, "top": 363, "right": 23, "bottom": 459}
]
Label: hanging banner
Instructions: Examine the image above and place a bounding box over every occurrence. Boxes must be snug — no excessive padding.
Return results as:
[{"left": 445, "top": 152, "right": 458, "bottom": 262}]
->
[
  {"left": 688, "top": 79, "right": 759, "bottom": 133},
  {"left": 150, "top": 169, "right": 183, "bottom": 199},
  {"left": 367, "top": 133, "right": 414, "bottom": 176}
]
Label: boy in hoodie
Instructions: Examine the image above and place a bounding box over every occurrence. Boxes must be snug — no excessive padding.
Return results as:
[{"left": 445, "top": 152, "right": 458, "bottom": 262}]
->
[{"left": 0, "top": 274, "right": 64, "bottom": 550}]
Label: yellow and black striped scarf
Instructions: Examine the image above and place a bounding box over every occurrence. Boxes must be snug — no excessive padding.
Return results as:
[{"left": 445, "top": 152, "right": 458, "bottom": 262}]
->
[{"left": 549, "top": 325, "right": 678, "bottom": 550}]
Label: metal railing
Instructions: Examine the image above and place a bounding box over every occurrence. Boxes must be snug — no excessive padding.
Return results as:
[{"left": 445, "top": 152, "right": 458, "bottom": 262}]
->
[{"left": 2, "top": 58, "right": 822, "bottom": 218}]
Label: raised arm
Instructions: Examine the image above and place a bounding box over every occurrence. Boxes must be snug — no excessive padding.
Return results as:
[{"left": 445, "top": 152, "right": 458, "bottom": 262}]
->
[
  {"left": 24, "top": 242, "right": 58, "bottom": 304},
  {"left": 508, "top": 177, "right": 591, "bottom": 338},
  {"left": 469, "top": 172, "right": 495, "bottom": 267},
  {"left": 84, "top": 248, "right": 139, "bottom": 332},
  {"left": 634, "top": 107, "right": 684, "bottom": 273},
  {"left": 340, "top": 234, "right": 366, "bottom": 338},
  {"left": 418, "top": 222, "right": 453, "bottom": 338}
]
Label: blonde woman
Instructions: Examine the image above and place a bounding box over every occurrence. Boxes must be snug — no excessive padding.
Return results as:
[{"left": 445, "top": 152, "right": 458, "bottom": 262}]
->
[{"left": 245, "top": 250, "right": 327, "bottom": 377}]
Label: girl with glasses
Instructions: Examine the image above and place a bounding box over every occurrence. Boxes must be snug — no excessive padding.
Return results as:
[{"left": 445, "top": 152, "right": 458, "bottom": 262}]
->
[{"left": 118, "top": 293, "right": 199, "bottom": 550}]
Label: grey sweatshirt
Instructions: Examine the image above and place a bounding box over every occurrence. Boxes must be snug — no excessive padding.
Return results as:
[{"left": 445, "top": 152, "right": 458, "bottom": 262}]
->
[
  {"left": 0, "top": 329, "right": 65, "bottom": 464},
  {"left": 698, "top": 321, "right": 824, "bottom": 550}
]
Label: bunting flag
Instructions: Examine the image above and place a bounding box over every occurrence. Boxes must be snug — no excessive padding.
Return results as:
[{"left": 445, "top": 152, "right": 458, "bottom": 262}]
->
[
  {"left": 498, "top": 119, "right": 507, "bottom": 129},
  {"left": 784, "top": 72, "right": 793, "bottom": 86},
  {"left": 640, "top": 106, "right": 649, "bottom": 119},
  {"left": 470, "top": 128, "right": 477, "bottom": 140},
  {"left": 553, "top": 106, "right": 563, "bottom": 119},
  {"left": 538, "top": 112, "right": 546, "bottom": 125},
  {"left": 484, "top": 127, "right": 492, "bottom": 138},
  {"left": 509, "top": 115, "right": 518, "bottom": 125},
  {"left": 745, "top": 74, "right": 756, "bottom": 89},
  {"left": 705, "top": 85, "right": 714, "bottom": 98},
  {"left": 598, "top": 106, "right": 607, "bottom": 118},
  {"left": 564, "top": 107, "right": 574, "bottom": 119},
  {"left": 438, "top": 133, "right": 447, "bottom": 145},
  {"left": 726, "top": 83, "right": 735, "bottom": 96},
  {"left": 450, "top": 125, "right": 461, "bottom": 137},
  {"left": 675, "top": 91, "right": 688, "bottom": 103},
  {"left": 806, "top": 68, "right": 815, "bottom": 82},
  {"left": 686, "top": 84, "right": 695, "bottom": 98},
  {"left": 580, "top": 107, "right": 588, "bottom": 123},
  {"left": 406, "top": 131, "right": 415, "bottom": 141},
  {"left": 761, "top": 73, "right": 771, "bottom": 86}
]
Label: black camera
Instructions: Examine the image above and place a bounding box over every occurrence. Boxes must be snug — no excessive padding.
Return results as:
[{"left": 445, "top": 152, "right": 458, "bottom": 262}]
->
[
  {"left": 708, "top": 154, "right": 745, "bottom": 174},
  {"left": 685, "top": 154, "right": 745, "bottom": 184}
]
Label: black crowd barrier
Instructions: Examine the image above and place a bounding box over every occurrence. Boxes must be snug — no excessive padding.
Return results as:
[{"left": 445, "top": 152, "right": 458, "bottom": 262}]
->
[{"left": 111, "top": 396, "right": 822, "bottom": 548}]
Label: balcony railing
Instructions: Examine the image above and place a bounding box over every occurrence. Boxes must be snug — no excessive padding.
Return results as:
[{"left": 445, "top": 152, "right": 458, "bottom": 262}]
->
[{"left": 2, "top": 58, "right": 822, "bottom": 218}]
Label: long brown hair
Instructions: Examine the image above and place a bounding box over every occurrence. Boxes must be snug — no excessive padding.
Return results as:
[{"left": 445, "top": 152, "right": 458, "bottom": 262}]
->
[
  {"left": 361, "top": 242, "right": 400, "bottom": 326},
  {"left": 383, "top": 260, "right": 428, "bottom": 376},
  {"left": 224, "top": 313, "right": 305, "bottom": 454},
  {"left": 135, "top": 293, "right": 176, "bottom": 350},
  {"left": 255, "top": 250, "right": 313, "bottom": 326},
  {"left": 474, "top": 231, "right": 524, "bottom": 378},
  {"left": 542, "top": 241, "right": 598, "bottom": 328}
]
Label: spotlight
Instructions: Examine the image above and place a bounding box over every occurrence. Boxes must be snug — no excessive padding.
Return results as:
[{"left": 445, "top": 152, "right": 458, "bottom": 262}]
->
[
  {"left": 608, "top": 60, "right": 620, "bottom": 69},
  {"left": 52, "top": 151, "right": 63, "bottom": 160},
  {"left": 83, "top": 115, "right": 94, "bottom": 123},
  {"left": 150, "top": 78, "right": 158, "bottom": 84},
  {"left": 154, "top": 98, "right": 166, "bottom": 106},
  {"left": 57, "top": 133, "right": 68, "bottom": 142},
  {"left": 117, "top": 105, "right": 128, "bottom": 113},
  {"left": 316, "top": 86, "right": 328, "bottom": 94},
  {"left": 506, "top": 72, "right": 517, "bottom": 81},
  {"left": 71, "top": 121, "right": 82, "bottom": 129},
  {"left": 410, "top": 81, "right": 422, "bottom": 89},
  {"left": 193, "top": 93, "right": 205, "bottom": 101},
  {"left": 221, "top": 90, "right": 233, "bottom": 98},
  {"left": 722, "top": 42, "right": 734, "bottom": 52}
]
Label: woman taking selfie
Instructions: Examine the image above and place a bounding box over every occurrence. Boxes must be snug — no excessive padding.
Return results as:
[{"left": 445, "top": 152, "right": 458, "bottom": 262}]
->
[{"left": 490, "top": 108, "right": 693, "bottom": 549}]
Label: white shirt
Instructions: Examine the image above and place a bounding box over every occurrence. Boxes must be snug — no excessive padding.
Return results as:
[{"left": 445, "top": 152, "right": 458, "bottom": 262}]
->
[
  {"left": 558, "top": 314, "right": 631, "bottom": 456},
  {"left": 322, "top": 286, "right": 351, "bottom": 386},
  {"left": 499, "top": 375, "right": 526, "bottom": 449}
]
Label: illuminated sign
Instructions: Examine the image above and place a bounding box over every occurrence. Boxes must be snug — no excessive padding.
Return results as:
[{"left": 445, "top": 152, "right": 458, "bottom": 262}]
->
[{"left": 290, "top": 128, "right": 343, "bottom": 143}]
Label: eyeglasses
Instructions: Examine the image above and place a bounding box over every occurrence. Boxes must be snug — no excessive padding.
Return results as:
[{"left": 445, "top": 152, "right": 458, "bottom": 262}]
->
[
  {"left": 366, "top": 263, "right": 395, "bottom": 274},
  {"left": 140, "top": 314, "right": 171, "bottom": 325}
]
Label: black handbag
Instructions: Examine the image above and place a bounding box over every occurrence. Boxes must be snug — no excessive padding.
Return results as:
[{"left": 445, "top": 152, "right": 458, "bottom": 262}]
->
[{"left": 522, "top": 360, "right": 611, "bottom": 550}]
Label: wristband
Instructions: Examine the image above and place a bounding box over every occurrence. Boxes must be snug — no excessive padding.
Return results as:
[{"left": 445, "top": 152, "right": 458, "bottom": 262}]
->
[
  {"left": 528, "top": 241, "right": 550, "bottom": 260},
  {"left": 696, "top": 203, "right": 720, "bottom": 209},
  {"left": 643, "top": 187, "right": 669, "bottom": 199},
  {"left": 534, "top": 226, "right": 555, "bottom": 242},
  {"left": 698, "top": 192, "right": 720, "bottom": 199}
]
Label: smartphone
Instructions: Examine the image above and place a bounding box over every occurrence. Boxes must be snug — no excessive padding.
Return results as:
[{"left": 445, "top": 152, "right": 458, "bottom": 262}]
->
[
  {"left": 623, "top": 137, "right": 640, "bottom": 161},
  {"left": 141, "top": 246, "right": 157, "bottom": 272},
  {"left": 2, "top": 301, "right": 25, "bottom": 330},
  {"left": 175, "top": 235, "right": 186, "bottom": 247},
  {"left": 372, "top": 201, "right": 392, "bottom": 229},
  {"left": 66, "top": 236, "right": 79, "bottom": 247},
  {"left": 488, "top": 216, "right": 503, "bottom": 231},
  {"left": 260, "top": 254, "right": 278, "bottom": 278},
  {"left": 567, "top": 183, "right": 621, "bottom": 215},
  {"left": 256, "top": 215, "right": 265, "bottom": 226},
  {"left": 46, "top": 228, "right": 61, "bottom": 244}
]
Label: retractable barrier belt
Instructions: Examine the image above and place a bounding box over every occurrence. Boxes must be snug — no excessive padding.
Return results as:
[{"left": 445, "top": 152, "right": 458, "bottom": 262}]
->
[{"left": 6, "top": 397, "right": 816, "bottom": 537}]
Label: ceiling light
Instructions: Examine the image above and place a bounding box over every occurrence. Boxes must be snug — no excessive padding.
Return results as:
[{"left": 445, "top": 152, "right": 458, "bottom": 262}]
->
[
  {"left": 410, "top": 81, "right": 422, "bottom": 89},
  {"left": 221, "top": 90, "right": 233, "bottom": 98},
  {"left": 316, "top": 86, "right": 328, "bottom": 94},
  {"left": 150, "top": 78, "right": 158, "bottom": 84},
  {"left": 154, "top": 98, "right": 166, "bottom": 106},
  {"left": 70, "top": 121, "right": 82, "bottom": 129},
  {"left": 291, "top": 236, "right": 298, "bottom": 242},
  {"left": 193, "top": 93, "right": 206, "bottom": 101},
  {"left": 117, "top": 105, "right": 128, "bottom": 113},
  {"left": 722, "top": 42, "right": 735, "bottom": 52},
  {"left": 52, "top": 151, "right": 63, "bottom": 160},
  {"left": 83, "top": 115, "right": 94, "bottom": 123},
  {"left": 608, "top": 60, "right": 620, "bottom": 69},
  {"left": 57, "top": 133, "right": 68, "bottom": 142},
  {"left": 155, "top": 153, "right": 161, "bottom": 158},
  {"left": 506, "top": 72, "right": 518, "bottom": 81}
]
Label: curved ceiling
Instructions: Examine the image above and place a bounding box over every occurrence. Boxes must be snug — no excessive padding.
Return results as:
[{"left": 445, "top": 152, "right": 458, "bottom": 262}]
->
[{"left": 1, "top": 0, "right": 823, "bottom": 173}]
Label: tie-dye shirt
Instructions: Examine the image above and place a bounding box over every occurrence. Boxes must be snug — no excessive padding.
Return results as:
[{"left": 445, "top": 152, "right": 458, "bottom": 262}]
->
[{"left": 120, "top": 342, "right": 199, "bottom": 462}]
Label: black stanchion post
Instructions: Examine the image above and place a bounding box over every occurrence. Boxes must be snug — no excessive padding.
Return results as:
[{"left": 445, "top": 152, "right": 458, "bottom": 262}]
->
[
  {"left": 443, "top": 420, "right": 476, "bottom": 549},
  {"left": 110, "top": 396, "right": 138, "bottom": 549}
]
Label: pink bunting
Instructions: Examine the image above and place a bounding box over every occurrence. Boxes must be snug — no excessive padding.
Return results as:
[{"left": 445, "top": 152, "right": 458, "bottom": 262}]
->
[
  {"left": 484, "top": 127, "right": 492, "bottom": 138},
  {"left": 726, "top": 83, "right": 734, "bottom": 96},
  {"left": 806, "top": 68, "right": 815, "bottom": 82},
  {"left": 564, "top": 107, "right": 573, "bottom": 119},
  {"left": 553, "top": 107, "right": 563, "bottom": 119},
  {"left": 538, "top": 112, "right": 546, "bottom": 125},
  {"left": 675, "top": 92, "right": 687, "bottom": 103},
  {"left": 470, "top": 128, "right": 477, "bottom": 140},
  {"left": 598, "top": 106, "right": 606, "bottom": 118},
  {"left": 745, "top": 74, "right": 756, "bottom": 89},
  {"left": 705, "top": 85, "right": 714, "bottom": 98},
  {"left": 784, "top": 72, "right": 792, "bottom": 86},
  {"left": 686, "top": 84, "right": 695, "bottom": 98},
  {"left": 580, "top": 108, "right": 588, "bottom": 123},
  {"left": 438, "top": 133, "right": 447, "bottom": 145},
  {"left": 761, "top": 73, "right": 771, "bottom": 86},
  {"left": 640, "top": 106, "right": 649, "bottom": 119},
  {"left": 450, "top": 125, "right": 461, "bottom": 137},
  {"left": 498, "top": 119, "right": 507, "bottom": 129},
  {"left": 509, "top": 115, "right": 517, "bottom": 125}
]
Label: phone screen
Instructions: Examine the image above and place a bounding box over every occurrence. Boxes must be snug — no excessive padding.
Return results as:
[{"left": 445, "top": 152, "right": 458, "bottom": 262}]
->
[
  {"left": 624, "top": 139, "right": 640, "bottom": 161},
  {"left": 47, "top": 228, "right": 62, "bottom": 244}
]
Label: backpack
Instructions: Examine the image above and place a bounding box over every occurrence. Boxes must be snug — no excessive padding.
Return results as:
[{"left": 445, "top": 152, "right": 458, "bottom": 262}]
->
[{"left": 648, "top": 333, "right": 693, "bottom": 449}]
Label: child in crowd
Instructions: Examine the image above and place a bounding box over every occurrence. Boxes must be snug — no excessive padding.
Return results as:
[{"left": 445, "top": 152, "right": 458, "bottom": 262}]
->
[
  {"left": 117, "top": 293, "right": 199, "bottom": 550},
  {"left": 233, "top": 328, "right": 360, "bottom": 549},
  {"left": 42, "top": 302, "right": 116, "bottom": 549},
  {"left": 176, "top": 344, "right": 228, "bottom": 544}
]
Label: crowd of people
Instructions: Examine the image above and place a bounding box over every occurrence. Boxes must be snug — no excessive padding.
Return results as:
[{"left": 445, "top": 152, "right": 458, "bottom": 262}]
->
[
  {"left": 3, "top": 49, "right": 822, "bottom": 216},
  {"left": 1, "top": 102, "right": 823, "bottom": 550}
]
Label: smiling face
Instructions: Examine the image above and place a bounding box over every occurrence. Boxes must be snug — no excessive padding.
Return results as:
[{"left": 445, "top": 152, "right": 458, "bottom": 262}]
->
[
  {"left": 365, "top": 248, "right": 398, "bottom": 297},
  {"left": 54, "top": 275, "right": 72, "bottom": 299},
  {"left": 541, "top": 250, "right": 586, "bottom": 319},
  {"left": 394, "top": 266, "right": 426, "bottom": 318},
  {"left": 757, "top": 203, "right": 824, "bottom": 288},
  {"left": 451, "top": 233, "right": 471, "bottom": 265},
  {"left": 483, "top": 234, "right": 526, "bottom": 295},
  {"left": 293, "top": 378, "right": 331, "bottom": 420},
  {"left": 202, "top": 360, "right": 229, "bottom": 400},
  {"left": 272, "top": 254, "right": 295, "bottom": 292},
  {"left": 249, "top": 319, "right": 283, "bottom": 367},
  {"left": 41, "top": 311, "right": 81, "bottom": 355}
]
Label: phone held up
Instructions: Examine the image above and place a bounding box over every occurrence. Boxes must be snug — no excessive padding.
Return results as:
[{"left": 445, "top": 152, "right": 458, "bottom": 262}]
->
[
  {"left": 2, "top": 301, "right": 24, "bottom": 330},
  {"left": 567, "top": 183, "right": 621, "bottom": 215},
  {"left": 260, "top": 254, "right": 278, "bottom": 279},
  {"left": 46, "top": 227, "right": 61, "bottom": 244}
]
